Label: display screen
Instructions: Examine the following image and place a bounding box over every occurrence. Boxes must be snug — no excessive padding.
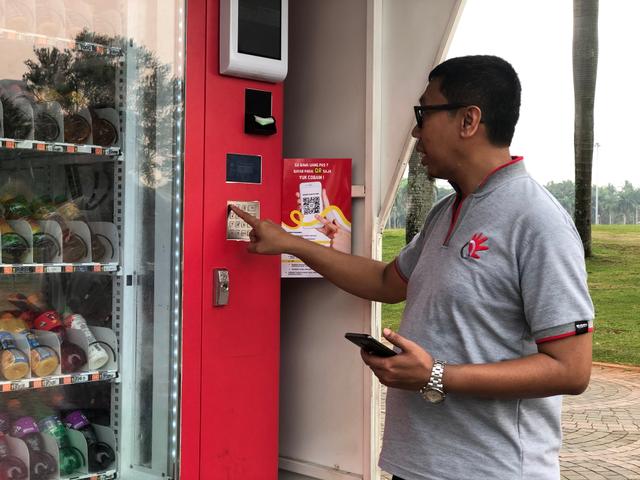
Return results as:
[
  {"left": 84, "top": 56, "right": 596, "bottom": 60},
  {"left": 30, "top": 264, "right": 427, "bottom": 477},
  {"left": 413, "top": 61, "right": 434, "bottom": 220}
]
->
[
  {"left": 237, "top": 0, "right": 281, "bottom": 60},
  {"left": 226, "top": 153, "right": 262, "bottom": 184}
]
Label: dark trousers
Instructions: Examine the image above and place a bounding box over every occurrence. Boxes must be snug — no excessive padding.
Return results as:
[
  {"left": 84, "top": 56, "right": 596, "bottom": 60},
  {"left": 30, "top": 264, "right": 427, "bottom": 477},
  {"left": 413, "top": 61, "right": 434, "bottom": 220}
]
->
[{"left": 392, "top": 477, "right": 405, "bottom": 480}]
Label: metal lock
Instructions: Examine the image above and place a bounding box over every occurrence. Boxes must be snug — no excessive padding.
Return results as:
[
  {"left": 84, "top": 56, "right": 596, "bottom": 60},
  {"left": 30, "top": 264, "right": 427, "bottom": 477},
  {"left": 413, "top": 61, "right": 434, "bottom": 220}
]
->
[{"left": 213, "top": 269, "right": 230, "bottom": 306}]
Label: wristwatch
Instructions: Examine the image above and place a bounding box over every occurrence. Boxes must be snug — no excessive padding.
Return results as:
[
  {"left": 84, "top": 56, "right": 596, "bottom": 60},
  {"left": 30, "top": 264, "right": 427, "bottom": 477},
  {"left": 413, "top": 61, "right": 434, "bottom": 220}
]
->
[{"left": 419, "top": 360, "right": 446, "bottom": 404}]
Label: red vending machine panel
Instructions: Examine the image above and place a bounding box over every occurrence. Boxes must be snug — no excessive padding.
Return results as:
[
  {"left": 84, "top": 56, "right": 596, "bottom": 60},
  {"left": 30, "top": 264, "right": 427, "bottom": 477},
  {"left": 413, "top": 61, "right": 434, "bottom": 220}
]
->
[{"left": 188, "top": 0, "right": 284, "bottom": 477}]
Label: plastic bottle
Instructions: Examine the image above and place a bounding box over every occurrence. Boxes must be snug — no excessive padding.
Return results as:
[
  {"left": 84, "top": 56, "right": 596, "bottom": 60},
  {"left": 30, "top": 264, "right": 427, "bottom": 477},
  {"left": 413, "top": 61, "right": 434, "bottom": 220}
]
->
[
  {"left": 0, "top": 432, "right": 28, "bottom": 480},
  {"left": 63, "top": 313, "right": 108, "bottom": 370},
  {"left": 64, "top": 411, "right": 115, "bottom": 472},
  {"left": 10, "top": 417, "right": 57, "bottom": 480},
  {"left": 37, "top": 416, "right": 83, "bottom": 475},
  {"left": 0, "top": 332, "right": 30, "bottom": 381},
  {"left": 8, "top": 293, "right": 87, "bottom": 373},
  {"left": 0, "top": 315, "right": 59, "bottom": 377},
  {"left": 60, "top": 341, "right": 87, "bottom": 373},
  {"left": 0, "top": 414, "right": 11, "bottom": 434},
  {"left": 31, "top": 311, "right": 64, "bottom": 340},
  {"left": 30, "top": 309, "right": 88, "bottom": 372}
]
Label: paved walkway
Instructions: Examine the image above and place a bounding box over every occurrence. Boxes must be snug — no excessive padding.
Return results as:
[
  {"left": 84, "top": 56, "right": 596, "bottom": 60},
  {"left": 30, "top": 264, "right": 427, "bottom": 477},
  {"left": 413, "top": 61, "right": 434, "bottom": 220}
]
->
[
  {"left": 561, "top": 363, "right": 640, "bottom": 479},
  {"left": 380, "top": 363, "right": 640, "bottom": 479}
]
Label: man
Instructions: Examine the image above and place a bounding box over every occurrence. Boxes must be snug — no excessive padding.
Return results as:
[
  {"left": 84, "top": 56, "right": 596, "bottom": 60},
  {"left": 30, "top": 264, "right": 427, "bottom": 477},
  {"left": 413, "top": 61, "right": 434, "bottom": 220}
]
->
[{"left": 231, "top": 55, "right": 594, "bottom": 480}]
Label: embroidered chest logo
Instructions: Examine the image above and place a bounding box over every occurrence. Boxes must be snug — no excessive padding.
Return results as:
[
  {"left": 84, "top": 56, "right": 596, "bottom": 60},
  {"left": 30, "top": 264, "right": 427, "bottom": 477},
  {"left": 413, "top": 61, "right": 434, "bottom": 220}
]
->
[{"left": 460, "top": 233, "right": 489, "bottom": 260}]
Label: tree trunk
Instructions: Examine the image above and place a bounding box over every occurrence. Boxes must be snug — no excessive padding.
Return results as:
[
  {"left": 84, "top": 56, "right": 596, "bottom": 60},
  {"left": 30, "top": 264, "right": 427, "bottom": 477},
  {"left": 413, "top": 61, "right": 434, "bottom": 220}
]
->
[
  {"left": 406, "top": 145, "right": 436, "bottom": 243},
  {"left": 573, "top": 0, "right": 599, "bottom": 257}
]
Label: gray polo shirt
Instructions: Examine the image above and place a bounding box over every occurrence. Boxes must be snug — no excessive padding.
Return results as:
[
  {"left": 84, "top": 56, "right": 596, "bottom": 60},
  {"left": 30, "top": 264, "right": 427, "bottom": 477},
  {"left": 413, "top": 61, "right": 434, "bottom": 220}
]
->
[{"left": 379, "top": 158, "right": 594, "bottom": 480}]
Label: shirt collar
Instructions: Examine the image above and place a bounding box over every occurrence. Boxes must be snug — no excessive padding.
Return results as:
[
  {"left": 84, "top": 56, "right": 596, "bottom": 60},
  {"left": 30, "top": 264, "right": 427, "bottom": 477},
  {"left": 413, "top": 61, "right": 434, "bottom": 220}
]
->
[{"left": 449, "top": 156, "right": 526, "bottom": 197}]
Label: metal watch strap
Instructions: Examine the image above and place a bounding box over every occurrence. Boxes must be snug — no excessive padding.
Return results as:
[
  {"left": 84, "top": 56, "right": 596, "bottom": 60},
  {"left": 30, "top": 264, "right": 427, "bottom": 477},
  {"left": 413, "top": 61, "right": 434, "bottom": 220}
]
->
[
  {"left": 428, "top": 360, "right": 446, "bottom": 391},
  {"left": 419, "top": 359, "right": 447, "bottom": 403}
]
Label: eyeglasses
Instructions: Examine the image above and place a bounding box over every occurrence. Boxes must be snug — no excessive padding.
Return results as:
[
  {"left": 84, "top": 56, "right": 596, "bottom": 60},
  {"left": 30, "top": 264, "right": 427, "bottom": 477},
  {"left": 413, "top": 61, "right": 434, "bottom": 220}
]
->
[{"left": 414, "top": 104, "right": 476, "bottom": 128}]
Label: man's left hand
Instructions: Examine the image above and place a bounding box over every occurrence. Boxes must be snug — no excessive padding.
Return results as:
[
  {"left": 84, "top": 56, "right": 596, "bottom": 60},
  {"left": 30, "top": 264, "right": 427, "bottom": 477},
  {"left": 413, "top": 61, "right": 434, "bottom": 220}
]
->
[{"left": 361, "top": 328, "right": 433, "bottom": 391}]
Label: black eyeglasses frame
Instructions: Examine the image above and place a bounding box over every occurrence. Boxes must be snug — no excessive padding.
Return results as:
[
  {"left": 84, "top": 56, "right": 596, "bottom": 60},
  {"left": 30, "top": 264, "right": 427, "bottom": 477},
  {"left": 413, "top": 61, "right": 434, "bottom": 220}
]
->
[{"left": 414, "top": 104, "right": 479, "bottom": 128}]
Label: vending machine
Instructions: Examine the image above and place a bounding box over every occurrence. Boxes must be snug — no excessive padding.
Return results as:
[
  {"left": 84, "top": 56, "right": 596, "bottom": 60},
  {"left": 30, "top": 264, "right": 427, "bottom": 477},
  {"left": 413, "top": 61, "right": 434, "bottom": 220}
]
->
[
  {"left": 0, "top": 0, "right": 184, "bottom": 479},
  {"left": 0, "top": 0, "right": 461, "bottom": 478}
]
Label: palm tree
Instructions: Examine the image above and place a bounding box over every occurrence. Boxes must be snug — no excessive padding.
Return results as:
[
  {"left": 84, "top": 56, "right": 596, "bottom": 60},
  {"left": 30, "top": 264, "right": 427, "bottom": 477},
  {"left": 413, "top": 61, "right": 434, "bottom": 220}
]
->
[
  {"left": 573, "top": 0, "right": 599, "bottom": 256},
  {"left": 406, "top": 145, "right": 436, "bottom": 243}
]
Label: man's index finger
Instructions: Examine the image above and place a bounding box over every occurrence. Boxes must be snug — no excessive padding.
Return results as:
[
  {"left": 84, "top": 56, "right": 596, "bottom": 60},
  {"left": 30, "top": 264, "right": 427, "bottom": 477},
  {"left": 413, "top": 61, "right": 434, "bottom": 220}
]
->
[{"left": 229, "top": 204, "right": 258, "bottom": 227}]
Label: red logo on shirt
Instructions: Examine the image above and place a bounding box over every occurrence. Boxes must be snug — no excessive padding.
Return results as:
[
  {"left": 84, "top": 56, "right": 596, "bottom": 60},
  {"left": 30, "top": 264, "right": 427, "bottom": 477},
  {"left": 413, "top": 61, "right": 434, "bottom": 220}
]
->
[{"left": 461, "top": 233, "right": 489, "bottom": 260}]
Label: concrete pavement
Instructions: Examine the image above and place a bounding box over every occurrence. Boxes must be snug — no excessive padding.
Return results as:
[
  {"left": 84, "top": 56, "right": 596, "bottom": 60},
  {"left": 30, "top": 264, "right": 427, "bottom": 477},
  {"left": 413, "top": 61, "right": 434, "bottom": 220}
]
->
[{"left": 560, "top": 363, "right": 640, "bottom": 479}]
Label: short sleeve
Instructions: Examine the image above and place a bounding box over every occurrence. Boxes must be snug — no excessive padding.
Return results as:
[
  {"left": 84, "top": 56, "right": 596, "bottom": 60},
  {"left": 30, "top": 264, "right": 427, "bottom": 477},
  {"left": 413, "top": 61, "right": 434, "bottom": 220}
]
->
[
  {"left": 395, "top": 195, "right": 453, "bottom": 282},
  {"left": 518, "top": 223, "right": 594, "bottom": 344},
  {"left": 395, "top": 230, "right": 426, "bottom": 282}
]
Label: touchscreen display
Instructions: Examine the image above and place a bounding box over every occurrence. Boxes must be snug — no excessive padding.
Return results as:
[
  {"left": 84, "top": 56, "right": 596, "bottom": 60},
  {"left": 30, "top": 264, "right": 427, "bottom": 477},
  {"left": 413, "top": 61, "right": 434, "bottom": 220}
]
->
[{"left": 238, "top": 0, "right": 281, "bottom": 60}]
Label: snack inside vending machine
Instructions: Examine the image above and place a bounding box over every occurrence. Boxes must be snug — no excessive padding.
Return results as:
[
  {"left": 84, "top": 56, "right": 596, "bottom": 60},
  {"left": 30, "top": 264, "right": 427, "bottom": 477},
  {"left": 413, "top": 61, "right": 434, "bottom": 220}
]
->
[{"left": 0, "top": 0, "right": 185, "bottom": 478}]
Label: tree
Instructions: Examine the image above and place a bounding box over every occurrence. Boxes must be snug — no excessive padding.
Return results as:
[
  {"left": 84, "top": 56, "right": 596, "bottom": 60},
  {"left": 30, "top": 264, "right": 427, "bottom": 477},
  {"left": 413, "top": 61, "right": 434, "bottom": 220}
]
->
[
  {"left": 387, "top": 178, "right": 407, "bottom": 229},
  {"left": 617, "top": 181, "right": 636, "bottom": 224},
  {"left": 545, "top": 180, "right": 575, "bottom": 216},
  {"left": 405, "top": 145, "right": 436, "bottom": 243},
  {"left": 572, "top": 0, "right": 599, "bottom": 256},
  {"left": 598, "top": 184, "right": 617, "bottom": 225},
  {"left": 23, "top": 30, "right": 180, "bottom": 189}
]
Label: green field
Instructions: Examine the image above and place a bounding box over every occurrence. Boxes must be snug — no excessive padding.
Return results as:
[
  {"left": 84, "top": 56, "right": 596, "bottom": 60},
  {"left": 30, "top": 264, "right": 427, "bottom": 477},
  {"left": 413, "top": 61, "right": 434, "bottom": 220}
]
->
[{"left": 382, "top": 225, "right": 640, "bottom": 366}]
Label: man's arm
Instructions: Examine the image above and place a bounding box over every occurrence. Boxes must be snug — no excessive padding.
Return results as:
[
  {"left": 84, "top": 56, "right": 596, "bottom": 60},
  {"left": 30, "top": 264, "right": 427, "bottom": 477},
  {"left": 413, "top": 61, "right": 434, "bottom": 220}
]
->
[
  {"left": 363, "top": 328, "right": 592, "bottom": 398},
  {"left": 443, "top": 333, "right": 592, "bottom": 397},
  {"left": 230, "top": 205, "right": 407, "bottom": 303}
]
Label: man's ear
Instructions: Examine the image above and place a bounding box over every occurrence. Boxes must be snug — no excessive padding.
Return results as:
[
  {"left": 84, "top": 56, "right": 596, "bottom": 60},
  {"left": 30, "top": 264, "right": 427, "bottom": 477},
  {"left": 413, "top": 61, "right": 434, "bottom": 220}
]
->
[{"left": 459, "top": 106, "right": 482, "bottom": 139}]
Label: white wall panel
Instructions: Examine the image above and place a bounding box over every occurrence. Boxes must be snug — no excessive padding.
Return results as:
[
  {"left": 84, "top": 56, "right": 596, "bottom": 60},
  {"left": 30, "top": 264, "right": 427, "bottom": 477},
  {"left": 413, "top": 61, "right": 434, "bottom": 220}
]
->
[
  {"left": 376, "top": 0, "right": 463, "bottom": 227},
  {"left": 280, "top": 1, "right": 461, "bottom": 479}
]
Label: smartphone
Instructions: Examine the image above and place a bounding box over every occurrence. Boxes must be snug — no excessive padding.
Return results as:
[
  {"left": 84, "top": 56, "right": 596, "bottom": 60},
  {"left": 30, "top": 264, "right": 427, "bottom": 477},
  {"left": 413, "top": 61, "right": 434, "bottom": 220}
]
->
[
  {"left": 299, "top": 181, "right": 323, "bottom": 223},
  {"left": 344, "top": 333, "right": 397, "bottom": 357}
]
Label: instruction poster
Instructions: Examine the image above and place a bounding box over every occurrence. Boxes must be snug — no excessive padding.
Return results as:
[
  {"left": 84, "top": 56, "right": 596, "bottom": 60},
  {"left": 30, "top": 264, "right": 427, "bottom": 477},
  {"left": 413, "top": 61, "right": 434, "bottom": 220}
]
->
[{"left": 281, "top": 158, "right": 352, "bottom": 278}]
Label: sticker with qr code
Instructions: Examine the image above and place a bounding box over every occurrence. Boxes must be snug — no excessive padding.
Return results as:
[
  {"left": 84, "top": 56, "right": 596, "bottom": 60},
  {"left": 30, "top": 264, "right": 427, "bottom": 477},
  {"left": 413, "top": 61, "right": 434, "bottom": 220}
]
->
[{"left": 302, "top": 196, "right": 321, "bottom": 215}]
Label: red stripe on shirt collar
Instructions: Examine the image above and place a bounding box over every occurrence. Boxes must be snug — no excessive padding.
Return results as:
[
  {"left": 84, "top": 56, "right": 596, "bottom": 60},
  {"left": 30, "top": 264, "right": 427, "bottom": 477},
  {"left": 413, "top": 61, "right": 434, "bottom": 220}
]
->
[{"left": 478, "top": 156, "right": 524, "bottom": 188}]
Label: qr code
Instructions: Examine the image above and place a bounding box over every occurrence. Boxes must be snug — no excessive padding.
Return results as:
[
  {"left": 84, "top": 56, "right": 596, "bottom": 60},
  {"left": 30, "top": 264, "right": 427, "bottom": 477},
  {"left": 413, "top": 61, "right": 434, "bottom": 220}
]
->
[{"left": 302, "top": 196, "right": 321, "bottom": 215}]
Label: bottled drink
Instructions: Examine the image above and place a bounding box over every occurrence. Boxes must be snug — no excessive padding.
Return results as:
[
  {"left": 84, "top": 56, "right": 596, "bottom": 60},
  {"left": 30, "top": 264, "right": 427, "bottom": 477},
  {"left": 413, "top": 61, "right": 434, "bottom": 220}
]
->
[
  {"left": 0, "top": 414, "right": 11, "bottom": 434},
  {"left": 31, "top": 311, "right": 64, "bottom": 340},
  {"left": 0, "top": 218, "right": 29, "bottom": 264},
  {"left": 0, "top": 433, "right": 28, "bottom": 479},
  {"left": 0, "top": 332, "right": 30, "bottom": 381},
  {"left": 7, "top": 293, "right": 86, "bottom": 373},
  {"left": 60, "top": 341, "right": 87, "bottom": 373},
  {"left": 0, "top": 433, "right": 28, "bottom": 480},
  {"left": 10, "top": 417, "right": 57, "bottom": 480},
  {"left": 0, "top": 315, "right": 58, "bottom": 377},
  {"left": 37, "top": 416, "right": 83, "bottom": 475},
  {"left": 64, "top": 411, "right": 115, "bottom": 471},
  {"left": 63, "top": 313, "right": 108, "bottom": 370}
]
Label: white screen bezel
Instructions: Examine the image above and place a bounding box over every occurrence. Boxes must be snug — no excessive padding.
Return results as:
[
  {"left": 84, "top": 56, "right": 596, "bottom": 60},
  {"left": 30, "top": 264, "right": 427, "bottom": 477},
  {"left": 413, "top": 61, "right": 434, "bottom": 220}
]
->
[{"left": 220, "top": 0, "right": 288, "bottom": 83}]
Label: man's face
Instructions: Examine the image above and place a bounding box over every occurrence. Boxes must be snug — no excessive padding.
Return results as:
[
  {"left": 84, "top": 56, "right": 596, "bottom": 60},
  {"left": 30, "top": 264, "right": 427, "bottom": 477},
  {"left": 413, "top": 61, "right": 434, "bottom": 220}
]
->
[{"left": 412, "top": 79, "right": 458, "bottom": 180}]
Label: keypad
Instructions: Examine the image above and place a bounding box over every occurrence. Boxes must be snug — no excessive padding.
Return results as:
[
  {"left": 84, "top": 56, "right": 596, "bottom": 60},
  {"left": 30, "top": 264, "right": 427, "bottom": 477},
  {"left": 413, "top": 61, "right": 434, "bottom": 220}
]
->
[{"left": 226, "top": 201, "right": 260, "bottom": 241}]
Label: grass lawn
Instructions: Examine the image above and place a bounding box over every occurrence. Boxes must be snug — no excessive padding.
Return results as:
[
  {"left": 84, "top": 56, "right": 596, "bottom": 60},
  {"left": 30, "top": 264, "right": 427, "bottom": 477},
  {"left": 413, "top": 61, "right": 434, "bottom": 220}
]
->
[
  {"left": 587, "top": 225, "right": 640, "bottom": 365},
  {"left": 381, "top": 225, "right": 640, "bottom": 366},
  {"left": 380, "top": 229, "right": 406, "bottom": 333}
]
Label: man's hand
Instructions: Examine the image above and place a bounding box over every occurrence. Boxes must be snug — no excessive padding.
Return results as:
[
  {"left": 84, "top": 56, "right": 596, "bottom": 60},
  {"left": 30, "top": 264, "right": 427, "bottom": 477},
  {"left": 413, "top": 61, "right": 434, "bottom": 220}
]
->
[
  {"left": 315, "top": 215, "right": 352, "bottom": 253},
  {"left": 229, "top": 205, "right": 297, "bottom": 255},
  {"left": 229, "top": 206, "right": 407, "bottom": 303},
  {"left": 361, "top": 328, "right": 433, "bottom": 391}
]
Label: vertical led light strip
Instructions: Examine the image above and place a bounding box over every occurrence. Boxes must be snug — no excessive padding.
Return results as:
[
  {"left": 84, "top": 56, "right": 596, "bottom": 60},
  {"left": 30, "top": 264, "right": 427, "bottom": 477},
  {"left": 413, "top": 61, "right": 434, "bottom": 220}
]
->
[{"left": 169, "top": 0, "right": 185, "bottom": 473}]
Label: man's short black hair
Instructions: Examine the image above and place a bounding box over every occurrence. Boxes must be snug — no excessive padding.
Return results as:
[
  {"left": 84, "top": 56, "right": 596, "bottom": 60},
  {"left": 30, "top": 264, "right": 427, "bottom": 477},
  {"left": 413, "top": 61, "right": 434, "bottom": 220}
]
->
[{"left": 428, "top": 55, "right": 521, "bottom": 147}]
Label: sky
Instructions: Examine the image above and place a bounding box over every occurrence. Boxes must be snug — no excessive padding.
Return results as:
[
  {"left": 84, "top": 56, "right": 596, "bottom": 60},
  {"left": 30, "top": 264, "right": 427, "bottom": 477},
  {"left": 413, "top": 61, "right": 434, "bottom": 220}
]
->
[{"left": 443, "top": 0, "right": 640, "bottom": 188}]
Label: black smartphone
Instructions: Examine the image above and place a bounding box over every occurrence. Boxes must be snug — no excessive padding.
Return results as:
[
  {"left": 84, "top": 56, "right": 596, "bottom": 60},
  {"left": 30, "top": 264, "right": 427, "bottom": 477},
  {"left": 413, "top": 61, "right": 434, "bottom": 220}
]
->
[{"left": 344, "top": 333, "right": 397, "bottom": 357}]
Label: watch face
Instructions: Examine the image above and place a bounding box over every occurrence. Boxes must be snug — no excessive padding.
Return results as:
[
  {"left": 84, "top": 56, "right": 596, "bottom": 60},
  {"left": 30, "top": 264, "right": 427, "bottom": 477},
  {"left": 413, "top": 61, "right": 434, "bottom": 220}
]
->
[{"left": 424, "top": 389, "right": 445, "bottom": 404}]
